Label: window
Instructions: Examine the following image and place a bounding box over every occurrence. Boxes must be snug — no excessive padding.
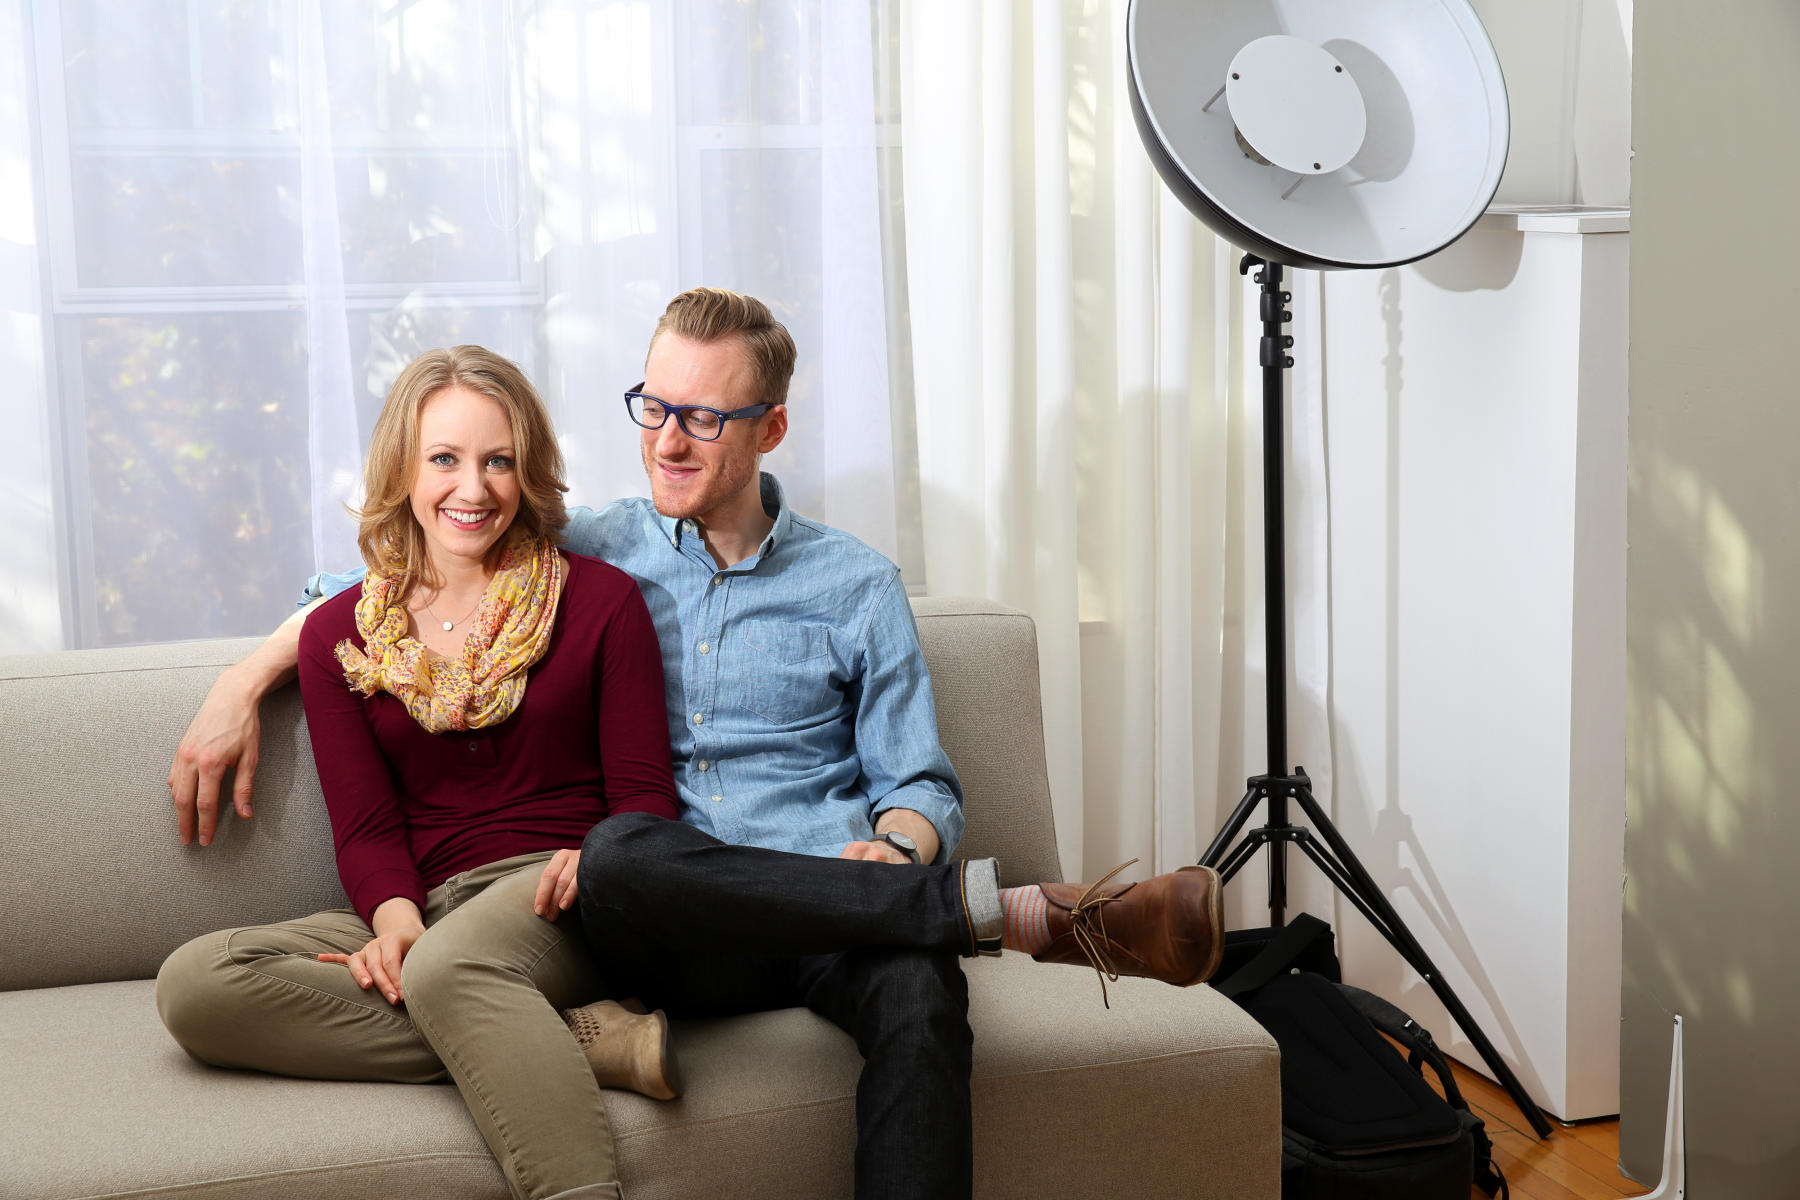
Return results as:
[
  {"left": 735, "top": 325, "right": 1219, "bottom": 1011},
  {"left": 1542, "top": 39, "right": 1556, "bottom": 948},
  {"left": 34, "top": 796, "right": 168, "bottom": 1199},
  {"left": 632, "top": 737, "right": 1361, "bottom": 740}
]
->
[{"left": 23, "top": 0, "right": 910, "bottom": 648}]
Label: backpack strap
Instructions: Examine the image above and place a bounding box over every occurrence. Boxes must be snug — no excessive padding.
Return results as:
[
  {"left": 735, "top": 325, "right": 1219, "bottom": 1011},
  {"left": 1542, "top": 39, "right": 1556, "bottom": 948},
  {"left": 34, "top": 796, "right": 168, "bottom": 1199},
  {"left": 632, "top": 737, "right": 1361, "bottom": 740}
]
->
[
  {"left": 1215, "top": 912, "right": 1333, "bottom": 1000},
  {"left": 1334, "top": 982, "right": 1510, "bottom": 1200},
  {"left": 1333, "top": 984, "right": 1467, "bottom": 1104}
]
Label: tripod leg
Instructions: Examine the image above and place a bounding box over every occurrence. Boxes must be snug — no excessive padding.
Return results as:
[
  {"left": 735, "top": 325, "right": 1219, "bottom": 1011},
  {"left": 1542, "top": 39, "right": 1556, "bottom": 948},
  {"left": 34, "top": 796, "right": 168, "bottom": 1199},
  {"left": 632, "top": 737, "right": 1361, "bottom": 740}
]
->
[
  {"left": 1288, "top": 833, "right": 1390, "bottom": 937},
  {"left": 1215, "top": 828, "right": 1276, "bottom": 886},
  {"left": 1288, "top": 782, "right": 1556, "bottom": 1139},
  {"left": 1201, "top": 783, "right": 1266, "bottom": 868}
]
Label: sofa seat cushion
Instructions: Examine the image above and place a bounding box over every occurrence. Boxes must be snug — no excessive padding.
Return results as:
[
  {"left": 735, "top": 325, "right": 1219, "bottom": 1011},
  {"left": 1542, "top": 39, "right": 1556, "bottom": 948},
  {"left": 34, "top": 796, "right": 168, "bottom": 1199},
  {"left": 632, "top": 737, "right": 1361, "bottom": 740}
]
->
[{"left": 2, "top": 959, "right": 1277, "bottom": 1200}]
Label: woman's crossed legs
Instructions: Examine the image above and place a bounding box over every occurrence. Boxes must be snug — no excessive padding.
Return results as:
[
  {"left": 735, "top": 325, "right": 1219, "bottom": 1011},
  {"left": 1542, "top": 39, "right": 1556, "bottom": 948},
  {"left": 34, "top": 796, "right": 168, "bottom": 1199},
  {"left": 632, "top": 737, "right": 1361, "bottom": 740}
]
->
[{"left": 156, "top": 852, "right": 622, "bottom": 1200}]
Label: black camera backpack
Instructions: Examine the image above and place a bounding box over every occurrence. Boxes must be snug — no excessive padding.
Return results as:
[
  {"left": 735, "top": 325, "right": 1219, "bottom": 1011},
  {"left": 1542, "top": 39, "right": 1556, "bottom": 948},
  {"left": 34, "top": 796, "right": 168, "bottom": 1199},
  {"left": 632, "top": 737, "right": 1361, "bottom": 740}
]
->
[{"left": 1217, "top": 913, "right": 1508, "bottom": 1200}]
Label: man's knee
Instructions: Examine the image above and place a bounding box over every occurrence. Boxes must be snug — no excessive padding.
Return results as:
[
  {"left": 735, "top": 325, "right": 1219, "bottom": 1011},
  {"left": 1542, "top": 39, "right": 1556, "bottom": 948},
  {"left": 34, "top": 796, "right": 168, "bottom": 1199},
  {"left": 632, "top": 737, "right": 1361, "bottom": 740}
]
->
[
  {"left": 581, "top": 810, "right": 664, "bottom": 865},
  {"left": 579, "top": 811, "right": 671, "bottom": 902}
]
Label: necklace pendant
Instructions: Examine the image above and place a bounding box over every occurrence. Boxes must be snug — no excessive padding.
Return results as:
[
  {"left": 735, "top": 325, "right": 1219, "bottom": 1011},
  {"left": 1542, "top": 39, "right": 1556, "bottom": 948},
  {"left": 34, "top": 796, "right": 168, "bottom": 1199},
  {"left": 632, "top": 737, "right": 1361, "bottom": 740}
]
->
[{"left": 442, "top": 620, "right": 455, "bottom": 632}]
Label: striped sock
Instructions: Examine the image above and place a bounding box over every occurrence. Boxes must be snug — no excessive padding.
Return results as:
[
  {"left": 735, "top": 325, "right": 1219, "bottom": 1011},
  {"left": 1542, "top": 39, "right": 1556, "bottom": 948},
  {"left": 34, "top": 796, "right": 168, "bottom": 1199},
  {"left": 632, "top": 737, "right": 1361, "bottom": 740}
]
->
[{"left": 1000, "top": 885, "right": 1052, "bottom": 955}]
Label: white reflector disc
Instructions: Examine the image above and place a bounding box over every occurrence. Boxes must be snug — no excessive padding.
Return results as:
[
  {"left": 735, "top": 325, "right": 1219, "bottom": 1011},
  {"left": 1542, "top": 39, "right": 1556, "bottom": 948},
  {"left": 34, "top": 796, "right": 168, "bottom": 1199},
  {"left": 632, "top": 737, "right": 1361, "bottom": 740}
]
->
[{"left": 1226, "top": 36, "right": 1366, "bottom": 176}]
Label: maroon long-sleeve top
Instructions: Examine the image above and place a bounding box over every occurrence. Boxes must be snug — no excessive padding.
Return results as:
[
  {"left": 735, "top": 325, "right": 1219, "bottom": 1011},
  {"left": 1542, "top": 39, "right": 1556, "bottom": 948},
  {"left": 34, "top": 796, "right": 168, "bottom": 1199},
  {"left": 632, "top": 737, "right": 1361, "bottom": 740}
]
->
[{"left": 297, "top": 551, "right": 678, "bottom": 926}]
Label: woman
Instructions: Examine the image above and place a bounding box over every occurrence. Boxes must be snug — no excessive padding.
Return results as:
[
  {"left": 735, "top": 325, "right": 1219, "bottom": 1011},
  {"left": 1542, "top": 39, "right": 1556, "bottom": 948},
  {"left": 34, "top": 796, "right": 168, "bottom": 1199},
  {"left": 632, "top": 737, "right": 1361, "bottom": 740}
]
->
[{"left": 157, "top": 346, "right": 678, "bottom": 1200}]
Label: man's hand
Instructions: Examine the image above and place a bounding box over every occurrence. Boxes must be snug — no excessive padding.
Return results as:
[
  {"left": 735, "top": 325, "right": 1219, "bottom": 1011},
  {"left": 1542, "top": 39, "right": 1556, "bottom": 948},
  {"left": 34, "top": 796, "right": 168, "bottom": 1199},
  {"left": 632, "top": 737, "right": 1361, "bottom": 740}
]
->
[
  {"left": 170, "top": 664, "right": 264, "bottom": 846},
  {"left": 318, "top": 897, "right": 425, "bottom": 1004},
  {"left": 168, "top": 604, "right": 313, "bottom": 845},
  {"left": 840, "top": 839, "right": 913, "bottom": 865},
  {"left": 839, "top": 808, "right": 942, "bottom": 866},
  {"left": 534, "top": 848, "right": 581, "bottom": 921}
]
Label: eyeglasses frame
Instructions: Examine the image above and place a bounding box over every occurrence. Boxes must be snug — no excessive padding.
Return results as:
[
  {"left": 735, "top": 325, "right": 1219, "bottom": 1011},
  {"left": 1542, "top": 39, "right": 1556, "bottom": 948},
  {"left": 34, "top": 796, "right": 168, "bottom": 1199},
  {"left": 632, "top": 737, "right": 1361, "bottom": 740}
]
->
[{"left": 623, "top": 383, "right": 775, "bottom": 442}]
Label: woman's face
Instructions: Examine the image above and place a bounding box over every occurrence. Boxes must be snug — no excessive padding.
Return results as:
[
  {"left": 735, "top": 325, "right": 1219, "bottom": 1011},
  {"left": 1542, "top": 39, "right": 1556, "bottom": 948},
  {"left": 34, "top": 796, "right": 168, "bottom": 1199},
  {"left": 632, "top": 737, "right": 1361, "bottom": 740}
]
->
[{"left": 409, "top": 385, "right": 522, "bottom": 574}]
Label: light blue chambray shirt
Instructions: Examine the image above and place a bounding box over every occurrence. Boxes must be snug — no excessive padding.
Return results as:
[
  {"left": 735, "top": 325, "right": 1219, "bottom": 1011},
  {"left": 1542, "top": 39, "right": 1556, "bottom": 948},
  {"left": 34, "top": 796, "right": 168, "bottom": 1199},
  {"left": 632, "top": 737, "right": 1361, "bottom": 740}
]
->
[{"left": 303, "top": 473, "right": 965, "bottom": 861}]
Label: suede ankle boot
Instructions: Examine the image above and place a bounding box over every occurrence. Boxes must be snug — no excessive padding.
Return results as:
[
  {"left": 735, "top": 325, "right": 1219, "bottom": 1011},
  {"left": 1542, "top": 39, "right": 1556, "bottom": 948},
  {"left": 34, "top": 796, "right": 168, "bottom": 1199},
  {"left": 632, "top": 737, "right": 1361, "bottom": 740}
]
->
[{"left": 562, "top": 1000, "right": 681, "bottom": 1101}]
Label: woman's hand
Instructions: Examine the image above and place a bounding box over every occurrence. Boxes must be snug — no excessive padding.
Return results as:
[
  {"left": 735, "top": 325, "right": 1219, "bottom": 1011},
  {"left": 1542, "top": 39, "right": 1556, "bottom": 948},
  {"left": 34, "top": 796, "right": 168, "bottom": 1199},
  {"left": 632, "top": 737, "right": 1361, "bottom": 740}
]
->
[
  {"left": 534, "top": 848, "right": 581, "bottom": 922},
  {"left": 318, "top": 897, "right": 425, "bottom": 1004}
]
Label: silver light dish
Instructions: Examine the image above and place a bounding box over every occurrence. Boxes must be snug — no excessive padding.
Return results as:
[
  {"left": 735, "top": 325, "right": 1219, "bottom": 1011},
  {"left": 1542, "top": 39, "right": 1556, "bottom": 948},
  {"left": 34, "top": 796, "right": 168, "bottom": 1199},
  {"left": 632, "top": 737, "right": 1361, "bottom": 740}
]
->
[{"left": 1128, "top": 0, "right": 1509, "bottom": 271}]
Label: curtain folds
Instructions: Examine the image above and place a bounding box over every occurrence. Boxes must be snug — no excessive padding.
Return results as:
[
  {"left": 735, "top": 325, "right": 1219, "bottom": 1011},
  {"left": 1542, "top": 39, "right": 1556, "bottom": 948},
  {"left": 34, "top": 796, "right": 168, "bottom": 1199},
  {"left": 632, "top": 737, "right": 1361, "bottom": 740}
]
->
[
  {"left": 1, "top": 0, "right": 59, "bottom": 655},
  {"left": 296, "top": 0, "right": 360, "bottom": 575},
  {"left": 898, "top": 0, "right": 1334, "bottom": 900}
]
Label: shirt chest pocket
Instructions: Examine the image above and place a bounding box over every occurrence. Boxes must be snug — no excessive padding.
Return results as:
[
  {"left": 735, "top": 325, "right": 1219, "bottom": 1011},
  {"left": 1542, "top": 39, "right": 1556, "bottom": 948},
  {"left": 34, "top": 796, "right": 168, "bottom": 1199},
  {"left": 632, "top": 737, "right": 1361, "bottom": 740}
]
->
[{"left": 733, "top": 621, "right": 839, "bottom": 725}]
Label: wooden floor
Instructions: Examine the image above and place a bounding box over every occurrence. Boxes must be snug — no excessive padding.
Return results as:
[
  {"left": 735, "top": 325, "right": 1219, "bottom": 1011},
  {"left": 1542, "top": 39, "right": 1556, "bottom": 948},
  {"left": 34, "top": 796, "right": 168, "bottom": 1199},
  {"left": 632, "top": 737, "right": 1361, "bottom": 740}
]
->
[{"left": 1440, "top": 1057, "right": 1652, "bottom": 1200}]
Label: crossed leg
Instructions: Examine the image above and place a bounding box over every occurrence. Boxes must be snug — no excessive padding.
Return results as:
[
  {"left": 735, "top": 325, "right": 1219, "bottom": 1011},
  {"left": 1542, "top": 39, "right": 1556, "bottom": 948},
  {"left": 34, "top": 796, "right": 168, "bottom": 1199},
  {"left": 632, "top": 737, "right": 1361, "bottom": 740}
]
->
[{"left": 157, "top": 852, "right": 622, "bottom": 1200}]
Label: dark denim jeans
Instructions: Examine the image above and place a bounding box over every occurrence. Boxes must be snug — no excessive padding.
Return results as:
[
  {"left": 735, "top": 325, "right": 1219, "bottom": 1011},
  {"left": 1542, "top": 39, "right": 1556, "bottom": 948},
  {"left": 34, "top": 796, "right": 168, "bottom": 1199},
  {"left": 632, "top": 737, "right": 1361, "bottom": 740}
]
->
[{"left": 578, "top": 813, "right": 976, "bottom": 1200}]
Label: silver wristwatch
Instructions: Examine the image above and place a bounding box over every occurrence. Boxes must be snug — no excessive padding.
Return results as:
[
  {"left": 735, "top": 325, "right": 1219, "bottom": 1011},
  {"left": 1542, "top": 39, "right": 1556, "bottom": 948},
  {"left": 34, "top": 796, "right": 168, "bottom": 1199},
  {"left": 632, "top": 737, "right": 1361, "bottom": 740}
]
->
[{"left": 875, "top": 830, "right": 923, "bottom": 865}]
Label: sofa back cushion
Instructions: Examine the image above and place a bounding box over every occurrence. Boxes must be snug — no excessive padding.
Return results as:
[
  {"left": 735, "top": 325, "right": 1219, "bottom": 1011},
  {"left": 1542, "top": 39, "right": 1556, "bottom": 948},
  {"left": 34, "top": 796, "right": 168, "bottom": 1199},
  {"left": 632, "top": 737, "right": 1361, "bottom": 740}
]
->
[
  {"left": 1, "top": 637, "right": 344, "bottom": 992},
  {"left": 0, "top": 597, "right": 1060, "bottom": 991}
]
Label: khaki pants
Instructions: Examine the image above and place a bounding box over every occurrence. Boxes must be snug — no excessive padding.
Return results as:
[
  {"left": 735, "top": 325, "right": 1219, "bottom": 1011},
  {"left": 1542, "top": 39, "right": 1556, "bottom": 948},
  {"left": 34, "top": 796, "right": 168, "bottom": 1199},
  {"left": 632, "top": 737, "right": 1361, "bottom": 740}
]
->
[{"left": 157, "top": 851, "right": 619, "bottom": 1200}]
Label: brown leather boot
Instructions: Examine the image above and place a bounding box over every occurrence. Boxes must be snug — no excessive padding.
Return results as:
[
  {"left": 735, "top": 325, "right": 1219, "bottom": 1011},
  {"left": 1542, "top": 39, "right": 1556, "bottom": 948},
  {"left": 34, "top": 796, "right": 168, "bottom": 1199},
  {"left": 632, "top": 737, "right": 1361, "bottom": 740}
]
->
[
  {"left": 562, "top": 1000, "right": 681, "bottom": 1100},
  {"left": 1031, "top": 859, "right": 1224, "bottom": 1006}
]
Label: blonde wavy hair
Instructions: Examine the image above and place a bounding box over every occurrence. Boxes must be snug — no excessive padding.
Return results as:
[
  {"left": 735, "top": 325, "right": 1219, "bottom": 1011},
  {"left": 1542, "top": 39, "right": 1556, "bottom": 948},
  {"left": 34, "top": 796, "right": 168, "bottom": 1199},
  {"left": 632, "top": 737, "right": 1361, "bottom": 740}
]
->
[{"left": 355, "top": 346, "right": 568, "bottom": 604}]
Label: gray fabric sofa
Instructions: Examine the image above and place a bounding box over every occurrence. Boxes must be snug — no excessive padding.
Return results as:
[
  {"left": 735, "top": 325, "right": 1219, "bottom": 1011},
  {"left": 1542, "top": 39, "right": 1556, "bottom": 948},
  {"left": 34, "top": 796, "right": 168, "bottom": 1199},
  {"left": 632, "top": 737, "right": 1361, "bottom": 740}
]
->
[{"left": 0, "top": 596, "right": 1279, "bottom": 1200}]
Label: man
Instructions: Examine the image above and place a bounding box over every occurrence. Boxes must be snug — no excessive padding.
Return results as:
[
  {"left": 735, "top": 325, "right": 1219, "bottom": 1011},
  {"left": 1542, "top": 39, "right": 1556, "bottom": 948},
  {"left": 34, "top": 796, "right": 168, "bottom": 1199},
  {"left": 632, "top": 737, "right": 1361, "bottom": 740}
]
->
[{"left": 169, "top": 287, "right": 1224, "bottom": 1199}]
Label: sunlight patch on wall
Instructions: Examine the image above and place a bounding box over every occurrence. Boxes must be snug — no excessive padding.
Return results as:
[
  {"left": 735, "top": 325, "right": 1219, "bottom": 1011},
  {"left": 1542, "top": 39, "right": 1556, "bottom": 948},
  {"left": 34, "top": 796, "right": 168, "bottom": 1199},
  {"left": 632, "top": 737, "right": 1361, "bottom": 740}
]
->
[
  {"left": 1650, "top": 695, "right": 1708, "bottom": 833},
  {"left": 1702, "top": 642, "right": 1753, "bottom": 808},
  {"left": 1703, "top": 495, "right": 1760, "bottom": 646},
  {"left": 1724, "top": 965, "right": 1755, "bottom": 1025}
]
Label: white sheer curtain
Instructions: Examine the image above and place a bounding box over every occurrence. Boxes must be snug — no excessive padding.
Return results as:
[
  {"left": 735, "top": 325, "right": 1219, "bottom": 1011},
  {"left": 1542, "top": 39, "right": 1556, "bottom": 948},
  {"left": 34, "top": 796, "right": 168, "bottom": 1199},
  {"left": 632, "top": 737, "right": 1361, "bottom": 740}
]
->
[
  {"left": 1, "top": 0, "right": 59, "bottom": 654},
  {"left": 897, "top": 0, "right": 1337, "bottom": 908},
  {"left": 4, "top": 0, "right": 898, "bottom": 652},
  {"left": 10, "top": 0, "right": 1342, "bottom": 912}
]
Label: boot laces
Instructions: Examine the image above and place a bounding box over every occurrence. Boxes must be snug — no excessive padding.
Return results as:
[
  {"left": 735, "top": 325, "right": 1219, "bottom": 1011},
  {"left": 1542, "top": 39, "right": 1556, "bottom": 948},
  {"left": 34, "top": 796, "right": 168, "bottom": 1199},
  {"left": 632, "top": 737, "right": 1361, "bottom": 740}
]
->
[{"left": 1068, "top": 858, "right": 1138, "bottom": 1008}]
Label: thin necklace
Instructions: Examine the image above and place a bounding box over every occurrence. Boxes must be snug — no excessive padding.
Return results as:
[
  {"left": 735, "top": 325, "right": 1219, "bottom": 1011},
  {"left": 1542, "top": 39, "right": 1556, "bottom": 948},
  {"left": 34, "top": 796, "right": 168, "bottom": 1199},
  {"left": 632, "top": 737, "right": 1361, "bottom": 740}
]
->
[{"left": 422, "top": 593, "right": 483, "bottom": 633}]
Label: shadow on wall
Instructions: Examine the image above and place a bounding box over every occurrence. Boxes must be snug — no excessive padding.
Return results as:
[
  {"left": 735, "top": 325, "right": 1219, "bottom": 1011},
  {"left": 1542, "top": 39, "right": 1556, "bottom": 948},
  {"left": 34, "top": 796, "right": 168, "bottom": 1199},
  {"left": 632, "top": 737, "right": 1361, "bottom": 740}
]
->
[
  {"left": 1412, "top": 230, "right": 1522, "bottom": 294},
  {"left": 1323, "top": 686, "right": 1552, "bottom": 1109},
  {"left": 1324, "top": 263, "right": 1545, "bottom": 1108},
  {"left": 1623, "top": 414, "right": 1800, "bottom": 1188}
]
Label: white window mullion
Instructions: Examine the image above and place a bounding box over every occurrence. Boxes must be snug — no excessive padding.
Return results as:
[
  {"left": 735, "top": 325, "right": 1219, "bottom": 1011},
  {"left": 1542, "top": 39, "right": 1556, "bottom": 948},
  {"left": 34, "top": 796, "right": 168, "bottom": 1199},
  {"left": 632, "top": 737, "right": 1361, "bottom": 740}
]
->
[
  {"left": 185, "top": 0, "right": 205, "bottom": 128},
  {"left": 50, "top": 328, "right": 99, "bottom": 648},
  {"left": 30, "top": 0, "right": 79, "bottom": 300}
]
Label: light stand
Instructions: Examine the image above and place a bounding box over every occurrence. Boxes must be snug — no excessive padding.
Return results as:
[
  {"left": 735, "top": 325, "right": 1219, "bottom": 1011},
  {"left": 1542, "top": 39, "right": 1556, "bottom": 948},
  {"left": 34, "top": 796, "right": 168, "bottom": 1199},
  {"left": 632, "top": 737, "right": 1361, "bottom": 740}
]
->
[{"left": 1203, "top": 253, "right": 1555, "bottom": 1140}]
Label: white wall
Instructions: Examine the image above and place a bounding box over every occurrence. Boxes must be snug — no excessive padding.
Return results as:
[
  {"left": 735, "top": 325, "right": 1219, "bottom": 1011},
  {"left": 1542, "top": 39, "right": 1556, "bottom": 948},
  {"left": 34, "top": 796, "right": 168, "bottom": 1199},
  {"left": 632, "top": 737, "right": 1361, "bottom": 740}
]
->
[
  {"left": 1623, "top": 2, "right": 1800, "bottom": 1190},
  {"left": 1319, "top": 214, "right": 1627, "bottom": 1120},
  {"left": 1473, "top": 0, "right": 1631, "bottom": 206}
]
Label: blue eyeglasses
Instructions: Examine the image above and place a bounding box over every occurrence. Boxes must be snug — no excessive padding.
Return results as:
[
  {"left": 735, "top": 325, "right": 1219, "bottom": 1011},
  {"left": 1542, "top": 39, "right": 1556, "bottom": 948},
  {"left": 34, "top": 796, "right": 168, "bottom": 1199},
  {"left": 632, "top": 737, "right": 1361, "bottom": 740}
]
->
[{"left": 624, "top": 383, "right": 775, "bottom": 442}]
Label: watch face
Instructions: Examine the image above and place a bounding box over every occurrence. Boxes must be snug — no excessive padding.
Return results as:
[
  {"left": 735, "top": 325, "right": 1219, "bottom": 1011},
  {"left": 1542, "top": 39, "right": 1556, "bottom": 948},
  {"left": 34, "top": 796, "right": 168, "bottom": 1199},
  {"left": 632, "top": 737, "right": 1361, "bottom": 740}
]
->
[{"left": 880, "top": 832, "right": 920, "bottom": 861}]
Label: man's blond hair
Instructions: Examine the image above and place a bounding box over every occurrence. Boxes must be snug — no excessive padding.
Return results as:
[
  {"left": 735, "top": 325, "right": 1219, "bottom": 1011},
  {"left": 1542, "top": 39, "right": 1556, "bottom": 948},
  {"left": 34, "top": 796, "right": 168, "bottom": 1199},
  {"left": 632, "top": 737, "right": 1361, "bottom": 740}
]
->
[{"left": 651, "top": 287, "right": 797, "bottom": 408}]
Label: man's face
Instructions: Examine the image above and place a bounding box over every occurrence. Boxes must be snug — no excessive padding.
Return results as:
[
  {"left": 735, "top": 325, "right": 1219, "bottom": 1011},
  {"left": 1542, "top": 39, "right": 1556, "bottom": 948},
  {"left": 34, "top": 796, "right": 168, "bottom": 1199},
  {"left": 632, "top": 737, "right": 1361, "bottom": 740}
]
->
[{"left": 638, "top": 332, "right": 785, "bottom": 524}]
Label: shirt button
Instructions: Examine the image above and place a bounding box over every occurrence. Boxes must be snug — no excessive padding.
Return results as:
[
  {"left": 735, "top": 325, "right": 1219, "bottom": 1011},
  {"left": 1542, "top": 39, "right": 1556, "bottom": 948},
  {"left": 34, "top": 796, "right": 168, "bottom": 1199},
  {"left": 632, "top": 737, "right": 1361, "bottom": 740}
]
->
[
  {"left": 697, "top": 760, "right": 710, "bottom": 772},
  {"left": 669, "top": 535, "right": 678, "bottom": 546},
  {"left": 712, "top": 575, "right": 722, "bottom": 586},
  {"left": 699, "top": 641, "right": 710, "bottom": 655},
  {"left": 468, "top": 742, "right": 477, "bottom": 752},
  {"left": 712, "top": 794, "right": 723, "bottom": 803},
  {"left": 693, "top": 712, "right": 704, "bottom": 725}
]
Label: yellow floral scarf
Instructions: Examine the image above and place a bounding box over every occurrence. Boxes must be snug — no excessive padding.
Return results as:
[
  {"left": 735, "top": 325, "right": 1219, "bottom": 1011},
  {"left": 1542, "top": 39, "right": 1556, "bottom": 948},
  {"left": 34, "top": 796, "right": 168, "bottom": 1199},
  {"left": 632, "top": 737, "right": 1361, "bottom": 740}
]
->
[{"left": 335, "top": 530, "right": 565, "bottom": 733}]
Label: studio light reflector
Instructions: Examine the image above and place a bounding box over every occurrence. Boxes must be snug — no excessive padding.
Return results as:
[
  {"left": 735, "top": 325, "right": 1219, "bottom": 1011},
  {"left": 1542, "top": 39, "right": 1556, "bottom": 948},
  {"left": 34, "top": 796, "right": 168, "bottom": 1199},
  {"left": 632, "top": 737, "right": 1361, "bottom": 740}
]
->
[{"left": 1127, "top": 0, "right": 1509, "bottom": 270}]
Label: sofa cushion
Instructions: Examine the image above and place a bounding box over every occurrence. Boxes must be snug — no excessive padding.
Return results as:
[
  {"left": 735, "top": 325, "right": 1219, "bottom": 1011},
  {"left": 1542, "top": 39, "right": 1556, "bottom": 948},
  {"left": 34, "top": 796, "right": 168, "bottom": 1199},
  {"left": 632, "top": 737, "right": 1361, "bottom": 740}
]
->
[
  {"left": 0, "top": 639, "right": 346, "bottom": 993},
  {"left": 0, "top": 599, "right": 1064, "bottom": 993},
  {"left": 1, "top": 959, "right": 1277, "bottom": 1200}
]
